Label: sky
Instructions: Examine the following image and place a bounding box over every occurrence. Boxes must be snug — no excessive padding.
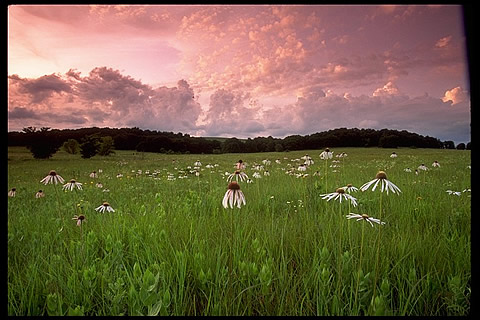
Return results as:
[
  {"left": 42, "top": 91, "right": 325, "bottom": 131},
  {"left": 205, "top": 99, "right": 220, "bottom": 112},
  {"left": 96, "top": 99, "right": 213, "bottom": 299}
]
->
[{"left": 8, "top": 4, "right": 471, "bottom": 143}]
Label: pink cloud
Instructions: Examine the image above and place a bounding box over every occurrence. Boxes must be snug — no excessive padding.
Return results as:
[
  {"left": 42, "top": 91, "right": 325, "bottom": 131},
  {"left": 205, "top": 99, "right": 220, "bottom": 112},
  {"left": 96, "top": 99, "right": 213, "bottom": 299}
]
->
[{"left": 442, "top": 86, "right": 468, "bottom": 105}]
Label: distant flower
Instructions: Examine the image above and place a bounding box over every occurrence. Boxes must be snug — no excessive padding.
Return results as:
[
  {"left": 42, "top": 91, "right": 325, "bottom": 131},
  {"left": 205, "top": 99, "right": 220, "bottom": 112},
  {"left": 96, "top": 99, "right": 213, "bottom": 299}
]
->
[
  {"left": 298, "top": 164, "right": 307, "bottom": 172},
  {"left": 95, "top": 201, "right": 115, "bottom": 213},
  {"left": 462, "top": 188, "right": 471, "bottom": 193},
  {"left": 275, "top": 159, "right": 281, "bottom": 164},
  {"left": 390, "top": 152, "right": 398, "bottom": 158},
  {"left": 252, "top": 172, "right": 262, "bottom": 179},
  {"left": 222, "top": 181, "right": 246, "bottom": 209},
  {"left": 63, "top": 179, "right": 83, "bottom": 191},
  {"left": 415, "top": 169, "right": 419, "bottom": 175},
  {"left": 432, "top": 161, "right": 440, "bottom": 168},
  {"left": 116, "top": 173, "right": 123, "bottom": 178},
  {"left": 95, "top": 183, "right": 103, "bottom": 188},
  {"left": 72, "top": 214, "right": 86, "bottom": 227},
  {"left": 89, "top": 171, "right": 98, "bottom": 178},
  {"left": 446, "top": 190, "right": 461, "bottom": 196},
  {"left": 342, "top": 183, "right": 359, "bottom": 193},
  {"left": 246, "top": 178, "right": 253, "bottom": 184},
  {"left": 319, "top": 148, "right": 333, "bottom": 160},
  {"left": 336, "top": 152, "right": 347, "bottom": 158},
  {"left": 35, "top": 190, "right": 45, "bottom": 198},
  {"left": 228, "top": 170, "right": 249, "bottom": 182},
  {"left": 360, "top": 171, "right": 401, "bottom": 195},
  {"left": 313, "top": 170, "right": 321, "bottom": 176},
  {"left": 8, "top": 188, "right": 16, "bottom": 197},
  {"left": 262, "top": 159, "right": 271, "bottom": 166},
  {"left": 346, "top": 213, "right": 385, "bottom": 227},
  {"left": 194, "top": 160, "right": 202, "bottom": 166},
  {"left": 40, "top": 170, "right": 65, "bottom": 185},
  {"left": 236, "top": 160, "right": 246, "bottom": 170},
  {"left": 320, "top": 187, "right": 358, "bottom": 207},
  {"left": 418, "top": 164, "right": 428, "bottom": 171},
  {"left": 404, "top": 168, "right": 412, "bottom": 172},
  {"left": 264, "top": 170, "right": 270, "bottom": 176}
]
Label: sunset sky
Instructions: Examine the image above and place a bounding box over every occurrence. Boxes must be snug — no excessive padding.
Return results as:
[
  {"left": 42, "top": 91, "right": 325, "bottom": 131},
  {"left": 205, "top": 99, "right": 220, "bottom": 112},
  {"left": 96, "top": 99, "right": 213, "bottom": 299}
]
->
[{"left": 8, "top": 5, "right": 471, "bottom": 143}]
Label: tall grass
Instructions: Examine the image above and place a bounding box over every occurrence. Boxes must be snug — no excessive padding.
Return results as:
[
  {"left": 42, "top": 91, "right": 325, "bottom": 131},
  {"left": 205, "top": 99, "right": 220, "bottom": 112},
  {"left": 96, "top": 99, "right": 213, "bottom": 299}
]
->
[{"left": 8, "top": 146, "right": 471, "bottom": 315}]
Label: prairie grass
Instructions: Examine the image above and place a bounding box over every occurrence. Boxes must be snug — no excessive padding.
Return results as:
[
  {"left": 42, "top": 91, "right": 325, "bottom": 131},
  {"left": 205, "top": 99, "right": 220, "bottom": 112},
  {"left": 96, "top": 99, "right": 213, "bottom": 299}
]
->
[{"left": 7, "top": 146, "right": 471, "bottom": 315}]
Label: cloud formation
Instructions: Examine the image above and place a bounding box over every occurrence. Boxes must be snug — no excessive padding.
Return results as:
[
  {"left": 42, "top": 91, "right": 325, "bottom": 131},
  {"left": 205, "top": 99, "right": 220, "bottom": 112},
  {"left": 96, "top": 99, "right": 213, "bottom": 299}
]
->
[{"left": 8, "top": 5, "right": 471, "bottom": 143}]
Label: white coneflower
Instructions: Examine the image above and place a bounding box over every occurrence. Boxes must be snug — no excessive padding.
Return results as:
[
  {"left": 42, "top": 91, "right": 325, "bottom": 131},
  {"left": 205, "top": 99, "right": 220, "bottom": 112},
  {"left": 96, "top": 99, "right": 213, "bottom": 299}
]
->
[
  {"left": 432, "top": 161, "right": 440, "bottom": 168},
  {"left": 222, "top": 181, "right": 246, "bottom": 209},
  {"left": 404, "top": 168, "right": 412, "bottom": 172},
  {"left": 95, "top": 201, "right": 115, "bottom": 213},
  {"left": 360, "top": 171, "right": 401, "bottom": 195},
  {"left": 446, "top": 190, "right": 461, "bottom": 196},
  {"left": 116, "top": 173, "right": 123, "bottom": 178},
  {"left": 194, "top": 160, "right": 202, "bottom": 167},
  {"left": 227, "top": 170, "right": 249, "bottom": 182},
  {"left": 246, "top": 178, "right": 253, "bottom": 184},
  {"left": 275, "top": 159, "right": 281, "bottom": 164},
  {"left": 418, "top": 164, "right": 428, "bottom": 171},
  {"left": 346, "top": 213, "right": 385, "bottom": 227},
  {"left": 89, "top": 171, "right": 98, "bottom": 178},
  {"left": 35, "top": 190, "right": 45, "bottom": 198},
  {"left": 8, "top": 188, "right": 16, "bottom": 197},
  {"left": 63, "top": 179, "right": 83, "bottom": 191},
  {"left": 415, "top": 169, "right": 419, "bottom": 175},
  {"left": 304, "top": 158, "right": 314, "bottom": 166},
  {"left": 319, "top": 148, "right": 333, "bottom": 160},
  {"left": 262, "top": 159, "right": 271, "bottom": 166},
  {"left": 236, "top": 160, "right": 246, "bottom": 170},
  {"left": 95, "top": 183, "right": 103, "bottom": 188},
  {"left": 342, "top": 183, "right": 359, "bottom": 193},
  {"left": 390, "top": 152, "right": 398, "bottom": 158},
  {"left": 40, "top": 170, "right": 65, "bottom": 185},
  {"left": 252, "top": 172, "right": 262, "bottom": 179},
  {"left": 72, "top": 214, "right": 86, "bottom": 227},
  {"left": 264, "top": 170, "right": 270, "bottom": 176},
  {"left": 320, "top": 187, "right": 358, "bottom": 207},
  {"left": 298, "top": 164, "right": 307, "bottom": 172}
]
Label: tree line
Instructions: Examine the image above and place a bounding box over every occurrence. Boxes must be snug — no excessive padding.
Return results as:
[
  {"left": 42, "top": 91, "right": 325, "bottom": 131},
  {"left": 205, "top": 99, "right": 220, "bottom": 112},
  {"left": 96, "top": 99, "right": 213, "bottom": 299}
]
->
[{"left": 7, "top": 126, "right": 470, "bottom": 159}]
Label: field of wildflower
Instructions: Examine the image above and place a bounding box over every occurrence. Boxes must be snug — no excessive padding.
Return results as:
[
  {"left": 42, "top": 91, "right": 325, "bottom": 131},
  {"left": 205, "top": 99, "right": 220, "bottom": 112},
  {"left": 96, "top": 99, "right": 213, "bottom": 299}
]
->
[{"left": 7, "top": 146, "right": 471, "bottom": 316}]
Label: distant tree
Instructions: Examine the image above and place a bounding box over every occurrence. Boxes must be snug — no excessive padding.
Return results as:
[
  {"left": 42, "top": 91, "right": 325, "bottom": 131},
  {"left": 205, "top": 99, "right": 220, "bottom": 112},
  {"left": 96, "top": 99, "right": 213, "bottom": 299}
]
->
[
  {"left": 63, "top": 139, "right": 80, "bottom": 154},
  {"left": 222, "top": 138, "right": 244, "bottom": 153},
  {"left": 466, "top": 142, "right": 471, "bottom": 150},
  {"left": 97, "top": 136, "right": 115, "bottom": 156},
  {"left": 274, "top": 143, "right": 284, "bottom": 152},
  {"left": 80, "top": 134, "right": 101, "bottom": 158},
  {"left": 22, "top": 126, "right": 37, "bottom": 133},
  {"left": 443, "top": 141, "right": 455, "bottom": 149},
  {"left": 456, "top": 143, "right": 466, "bottom": 150},
  {"left": 26, "top": 130, "right": 62, "bottom": 159}
]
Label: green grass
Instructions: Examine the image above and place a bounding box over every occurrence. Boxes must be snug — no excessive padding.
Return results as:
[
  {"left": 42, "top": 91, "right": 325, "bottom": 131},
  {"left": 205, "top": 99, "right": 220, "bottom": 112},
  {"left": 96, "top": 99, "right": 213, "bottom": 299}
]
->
[{"left": 8, "top": 146, "right": 471, "bottom": 315}]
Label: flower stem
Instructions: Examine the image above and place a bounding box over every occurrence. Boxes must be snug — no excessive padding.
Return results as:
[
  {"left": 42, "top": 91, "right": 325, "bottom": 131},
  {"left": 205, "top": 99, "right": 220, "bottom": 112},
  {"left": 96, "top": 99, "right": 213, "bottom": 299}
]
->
[{"left": 371, "top": 190, "right": 383, "bottom": 313}]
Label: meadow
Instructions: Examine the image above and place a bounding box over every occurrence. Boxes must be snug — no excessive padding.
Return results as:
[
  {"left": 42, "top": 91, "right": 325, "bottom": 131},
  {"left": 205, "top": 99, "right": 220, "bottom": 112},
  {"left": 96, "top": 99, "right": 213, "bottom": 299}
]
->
[{"left": 7, "top": 146, "right": 471, "bottom": 316}]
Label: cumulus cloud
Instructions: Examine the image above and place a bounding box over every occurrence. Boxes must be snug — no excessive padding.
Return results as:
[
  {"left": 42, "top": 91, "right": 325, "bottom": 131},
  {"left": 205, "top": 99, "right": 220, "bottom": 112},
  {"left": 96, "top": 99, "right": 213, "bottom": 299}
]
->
[
  {"left": 8, "top": 67, "right": 202, "bottom": 133},
  {"left": 442, "top": 86, "right": 468, "bottom": 105}
]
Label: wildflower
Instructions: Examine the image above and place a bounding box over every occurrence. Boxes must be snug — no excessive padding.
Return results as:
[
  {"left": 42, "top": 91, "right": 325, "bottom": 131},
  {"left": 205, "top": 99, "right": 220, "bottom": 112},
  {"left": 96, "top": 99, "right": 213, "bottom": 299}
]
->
[
  {"left": 432, "top": 161, "right": 440, "bottom": 168},
  {"left": 404, "top": 168, "right": 412, "bottom": 172},
  {"left": 35, "top": 190, "right": 45, "bottom": 198},
  {"left": 298, "top": 164, "right": 307, "bottom": 172},
  {"left": 63, "top": 179, "right": 83, "bottom": 191},
  {"left": 390, "top": 152, "right": 398, "bottom": 158},
  {"left": 95, "top": 183, "right": 103, "bottom": 188},
  {"left": 95, "top": 201, "right": 115, "bottom": 213},
  {"left": 236, "top": 160, "right": 246, "bottom": 170},
  {"left": 264, "top": 170, "right": 270, "bottom": 176},
  {"left": 222, "top": 181, "right": 246, "bottom": 209},
  {"left": 8, "top": 188, "right": 16, "bottom": 197},
  {"left": 40, "top": 170, "right": 65, "bottom": 185},
  {"left": 72, "top": 214, "right": 86, "bottom": 227},
  {"left": 246, "top": 178, "right": 253, "bottom": 184},
  {"left": 227, "top": 170, "right": 249, "bottom": 182},
  {"left": 346, "top": 213, "right": 385, "bottom": 227},
  {"left": 320, "top": 187, "right": 358, "bottom": 207},
  {"left": 446, "top": 190, "right": 461, "bottom": 196},
  {"left": 418, "top": 164, "right": 428, "bottom": 171},
  {"left": 194, "top": 160, "right": 202, "bottom": 167},
  {"left": 262, "top": 159, "right": 271, "bottom": 166},
  {"left": 319, "top": 148, "right": 333, "bottom": 160},
  {"left": 415, "top": 169, "right": 419, "bottom": 175},
  {"left": 342, "top": 183, "right": 359, "bottom": 193},
  {"left": 360, "top": 171, "right": 401, "bottom": 195},
  {"left": 116, "top": 173, "right": 123, "bottom": 178},
  {"left": 275, "top": 159, "right": 281, "bottom": 164},
  {"left": 252, "top": 172, "right": 262, "bottom": 179},
  {"left": 89, "top": 171, "right": 98, "bottom": 178}
]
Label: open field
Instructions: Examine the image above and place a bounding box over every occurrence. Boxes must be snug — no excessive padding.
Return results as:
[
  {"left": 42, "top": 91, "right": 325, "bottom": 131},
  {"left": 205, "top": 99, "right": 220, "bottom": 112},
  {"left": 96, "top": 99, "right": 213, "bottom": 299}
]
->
[{"left": 7, "top": 146, "right": 471, "bottom": 315}]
